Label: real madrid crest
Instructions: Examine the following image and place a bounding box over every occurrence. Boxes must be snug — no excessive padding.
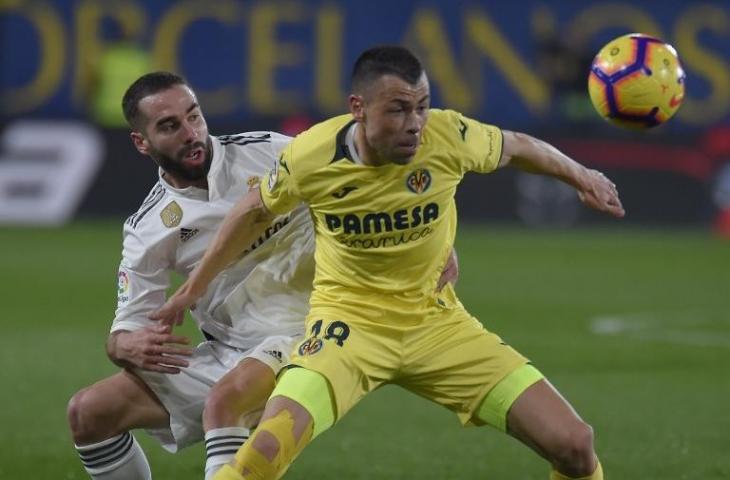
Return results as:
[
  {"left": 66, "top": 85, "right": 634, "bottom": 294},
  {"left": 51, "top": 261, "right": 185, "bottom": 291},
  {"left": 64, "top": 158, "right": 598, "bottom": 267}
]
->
[
  {"left": 160, "top": 201, "right": 183, "bottom": 228},
  {"left": 406, "top": 168, "right": 432, "bottom": 194}
]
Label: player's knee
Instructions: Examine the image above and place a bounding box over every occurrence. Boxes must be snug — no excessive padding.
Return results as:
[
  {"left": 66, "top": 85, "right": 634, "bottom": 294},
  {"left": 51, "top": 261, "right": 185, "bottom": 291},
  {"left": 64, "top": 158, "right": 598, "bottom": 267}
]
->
[
  {"left": 551, "top": 421, "right": 596, "bottom": 475},
  {"left": 241, "top": 402, "right": 312, "bottom": 465},
  {"left": 67, "top": 387, "right": 106, "bottom": 444},
  {"left": 204, "top": 382, "right": 239, "bottom": 426}
]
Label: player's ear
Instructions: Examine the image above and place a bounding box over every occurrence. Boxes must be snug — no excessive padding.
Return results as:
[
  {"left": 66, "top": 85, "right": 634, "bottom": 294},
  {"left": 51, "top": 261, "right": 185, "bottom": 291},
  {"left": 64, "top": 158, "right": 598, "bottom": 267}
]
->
[
  {"left": 349, "top": 94, "right": 365, "bottom": 121},
  {"left": 131, "top": 131, "right": 150, "bottom": 155}
]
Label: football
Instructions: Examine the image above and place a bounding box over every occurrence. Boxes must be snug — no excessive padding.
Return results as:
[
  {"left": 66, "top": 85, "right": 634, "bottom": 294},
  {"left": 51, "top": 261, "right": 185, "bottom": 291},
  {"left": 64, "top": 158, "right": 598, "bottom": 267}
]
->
[{"left": 588, "top": 33, "right": 686, "bottom": 129}]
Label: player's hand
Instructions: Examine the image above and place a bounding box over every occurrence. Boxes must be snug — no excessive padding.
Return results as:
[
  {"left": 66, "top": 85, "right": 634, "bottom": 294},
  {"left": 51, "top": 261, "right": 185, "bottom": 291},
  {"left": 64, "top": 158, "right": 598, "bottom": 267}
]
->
[
  {"left": 576, "top": 169, "right": 625, "bottom": 218},
  {"left": 149, "top": 280, "right": 202, "bottom": 326},
  {"left": 436, "top": 248, "right": 459, "bottom": 292},
  {"left": 113, "top": 325, "right": 193, "bottom": 374}
]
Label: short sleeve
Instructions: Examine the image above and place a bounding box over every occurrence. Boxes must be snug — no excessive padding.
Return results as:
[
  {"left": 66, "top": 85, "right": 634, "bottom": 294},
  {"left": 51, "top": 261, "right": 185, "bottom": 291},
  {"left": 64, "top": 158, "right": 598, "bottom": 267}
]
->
[
  {"left": 450, "top": 111, "right": 504, "bottom": 174},
  {"left": 111, "top": 227, "right": 171, "bottom": 333},
  {"left": 260, "top": 142, "right": 302, "bottom": 215}
]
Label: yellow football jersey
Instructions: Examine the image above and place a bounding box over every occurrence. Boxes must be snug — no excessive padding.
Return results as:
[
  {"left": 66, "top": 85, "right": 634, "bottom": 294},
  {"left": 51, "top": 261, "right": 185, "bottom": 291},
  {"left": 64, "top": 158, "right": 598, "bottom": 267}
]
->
[{"left": 260, "top": 109, "right": 503, "bottom": 307}]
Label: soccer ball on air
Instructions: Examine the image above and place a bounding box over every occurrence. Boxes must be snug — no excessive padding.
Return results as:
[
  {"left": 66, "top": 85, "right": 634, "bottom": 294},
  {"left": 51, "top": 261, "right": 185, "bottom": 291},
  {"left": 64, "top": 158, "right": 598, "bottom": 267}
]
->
[{"left": 588, "top": 33, "right": 686, "bottom": 129}]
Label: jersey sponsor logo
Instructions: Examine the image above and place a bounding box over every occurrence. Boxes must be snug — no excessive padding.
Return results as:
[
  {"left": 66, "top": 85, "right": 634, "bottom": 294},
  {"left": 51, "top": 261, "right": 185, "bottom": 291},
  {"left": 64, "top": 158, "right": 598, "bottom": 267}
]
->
[
  {"left": 324, "top": 203, "right": 439, "bottom": 234},
  {"left": 160, "top": 201, "right": 183, "bottom": 228},
  {"left": 297, "top": 337, "right": 323, "bottom": 356},
  {"left": 179, "top": 227, "right": 199, "bottom": 242},
  {"left": 336, "top": 226, "right": 434, "bottom": 249},
  {"left": 332, "top": 186, "right": 358, "bottom": 199},
  {"left": 117, "top": 270, "right": 130, "bottom": 304},
  {"left": 406, "top": 168, "right": 432, "bottom": 194}
]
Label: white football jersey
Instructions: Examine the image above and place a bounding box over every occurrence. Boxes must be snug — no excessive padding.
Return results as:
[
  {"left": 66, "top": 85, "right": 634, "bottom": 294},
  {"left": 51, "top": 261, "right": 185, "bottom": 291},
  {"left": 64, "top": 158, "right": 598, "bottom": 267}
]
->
[{"left": 112, "top": 132, "right": 313, "bottom": 350}]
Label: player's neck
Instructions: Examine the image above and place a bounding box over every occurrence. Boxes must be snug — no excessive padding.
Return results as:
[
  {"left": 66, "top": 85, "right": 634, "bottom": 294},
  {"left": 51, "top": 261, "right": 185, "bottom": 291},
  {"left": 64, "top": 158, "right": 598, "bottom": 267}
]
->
[
  {"left": 353, "top": 123, "right": 389, "bottom": 167},
  {"left": 162, "top": 171, "right": 208, "bottom": 190}
]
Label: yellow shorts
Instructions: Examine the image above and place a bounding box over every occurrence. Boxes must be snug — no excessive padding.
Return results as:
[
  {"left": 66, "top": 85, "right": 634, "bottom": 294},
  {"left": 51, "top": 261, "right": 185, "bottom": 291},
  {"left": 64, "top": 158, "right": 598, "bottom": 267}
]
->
[{"left": 288, "top": 285, "right": 528, "bottom": 426}]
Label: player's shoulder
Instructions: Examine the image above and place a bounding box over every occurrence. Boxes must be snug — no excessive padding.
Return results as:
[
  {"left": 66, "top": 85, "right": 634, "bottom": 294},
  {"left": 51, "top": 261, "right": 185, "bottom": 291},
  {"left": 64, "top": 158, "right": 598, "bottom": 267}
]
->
[
  {"left": 215, "top": 131, "right": 290, "bottom": 162},
  {"left": 216, "top": 131, "right": 290, "bottom": 147},
  {"left": 122, "top": 182, "right": 183, "bottom": 247},
  {"left": 425, "top": 109, "right": 472, "bottom": 141},
  {"left": 285, "top": 115, "right": 354, "bottom": 169},
  {"left": 120, "top": 182, "right": 180, "bottom": 264},
  {"left": 124, "top": 182, "right": 168, "bottom": 232},
  {"left": 425, "top": 109, "right": 501, "bottom": 149}
]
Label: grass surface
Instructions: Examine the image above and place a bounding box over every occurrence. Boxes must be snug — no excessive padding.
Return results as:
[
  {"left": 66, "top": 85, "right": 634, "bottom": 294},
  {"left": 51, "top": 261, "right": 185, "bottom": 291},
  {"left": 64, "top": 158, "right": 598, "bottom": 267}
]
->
[{"left": 1, "top": 223, "right": 728, "bottom": 479}]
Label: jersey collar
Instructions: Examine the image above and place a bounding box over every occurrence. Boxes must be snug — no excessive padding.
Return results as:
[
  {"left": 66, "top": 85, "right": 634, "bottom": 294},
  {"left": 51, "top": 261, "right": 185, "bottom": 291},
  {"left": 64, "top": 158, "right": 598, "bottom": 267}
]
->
[{"left": 331, "top": 119, "right": 357, "bottom": 163}]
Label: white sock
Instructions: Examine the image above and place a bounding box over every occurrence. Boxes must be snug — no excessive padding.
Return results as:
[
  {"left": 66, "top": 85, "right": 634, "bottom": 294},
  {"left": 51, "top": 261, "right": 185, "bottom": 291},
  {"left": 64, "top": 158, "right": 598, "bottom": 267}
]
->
[
  {"left": 76, "top": 432, "right": 151, "bottom": 480},
  {"left": 204, "top": 427, "right": 250, "bottom": 480}
]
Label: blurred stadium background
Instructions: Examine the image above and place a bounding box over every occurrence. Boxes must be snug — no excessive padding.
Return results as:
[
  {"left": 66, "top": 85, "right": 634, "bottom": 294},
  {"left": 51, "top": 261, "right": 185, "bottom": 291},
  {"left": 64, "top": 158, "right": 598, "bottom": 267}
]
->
[{"left": 1, "top": 0, "right": 728, "bottom": 478}]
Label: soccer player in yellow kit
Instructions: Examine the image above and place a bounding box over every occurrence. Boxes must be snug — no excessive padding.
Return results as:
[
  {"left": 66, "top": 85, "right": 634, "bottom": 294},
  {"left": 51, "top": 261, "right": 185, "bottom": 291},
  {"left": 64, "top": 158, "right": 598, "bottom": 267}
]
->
[{"left": 153, "top": 46, "right": 624, "bottom": 480}]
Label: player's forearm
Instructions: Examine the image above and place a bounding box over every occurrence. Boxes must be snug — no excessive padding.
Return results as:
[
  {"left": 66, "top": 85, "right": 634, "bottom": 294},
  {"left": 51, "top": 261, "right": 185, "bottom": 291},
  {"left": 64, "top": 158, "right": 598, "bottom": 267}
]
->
[
  {"left": 500, "top": 130, "right": 590, "bottom": 190},
  {"left": 187, "top": 189, "right": 272, "bottom": 294}
]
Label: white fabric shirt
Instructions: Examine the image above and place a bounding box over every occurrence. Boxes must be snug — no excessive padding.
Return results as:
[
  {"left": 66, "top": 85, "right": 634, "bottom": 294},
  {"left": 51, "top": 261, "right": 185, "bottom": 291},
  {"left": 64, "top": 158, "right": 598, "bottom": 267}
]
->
[{"left": 113, "top": 132, "right": 313, "bottom": 350}]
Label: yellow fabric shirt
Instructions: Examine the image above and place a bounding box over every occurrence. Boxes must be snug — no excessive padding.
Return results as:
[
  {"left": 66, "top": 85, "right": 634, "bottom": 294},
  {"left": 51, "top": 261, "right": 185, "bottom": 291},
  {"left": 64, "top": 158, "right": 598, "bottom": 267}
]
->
[{"left": 260, "top": 109, "right": 503, "bottom": 309}]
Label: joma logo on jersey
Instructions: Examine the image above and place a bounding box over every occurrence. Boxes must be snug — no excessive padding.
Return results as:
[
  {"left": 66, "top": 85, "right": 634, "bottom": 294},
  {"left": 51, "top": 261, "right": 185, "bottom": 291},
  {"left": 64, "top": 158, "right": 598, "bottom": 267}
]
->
[
  {"left": 324, "top": 203, "right": 439, "bottom": 234},
  {"left": 406, "top": 168, "right": 432, "bottom": 194}
]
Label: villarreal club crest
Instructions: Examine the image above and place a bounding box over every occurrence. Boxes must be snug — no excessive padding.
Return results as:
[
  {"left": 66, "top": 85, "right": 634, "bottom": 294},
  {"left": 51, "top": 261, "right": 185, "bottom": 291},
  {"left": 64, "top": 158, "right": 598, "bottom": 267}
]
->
[{"left": 406, "top": 168, "right": 432, "bottom": 194}]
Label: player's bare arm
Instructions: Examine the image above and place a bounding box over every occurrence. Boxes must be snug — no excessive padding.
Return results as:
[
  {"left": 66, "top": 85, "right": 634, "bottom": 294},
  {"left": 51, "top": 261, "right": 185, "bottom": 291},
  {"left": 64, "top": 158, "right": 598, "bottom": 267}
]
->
[
  {"left": 150, "top": 188, "right": 274, "bottom": 324},
  {"left": 106, "top": 325, "right": 193, "bottom": 374},
  {"left": 499, "top": 130, "right": 625, "bottom": 218}
]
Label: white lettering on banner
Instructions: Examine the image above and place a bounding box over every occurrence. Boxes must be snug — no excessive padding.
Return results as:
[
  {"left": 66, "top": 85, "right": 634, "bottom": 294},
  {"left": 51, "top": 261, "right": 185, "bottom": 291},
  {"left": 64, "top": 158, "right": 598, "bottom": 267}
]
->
[{"left": 0, "top": 122, "right": 103, "bottom": 225}]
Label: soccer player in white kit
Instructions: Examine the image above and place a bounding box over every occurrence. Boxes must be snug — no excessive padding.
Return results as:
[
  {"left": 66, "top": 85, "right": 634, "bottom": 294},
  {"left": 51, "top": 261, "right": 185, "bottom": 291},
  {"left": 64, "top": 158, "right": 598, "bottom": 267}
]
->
[{"left": 66, "top": 72, "right": 314, "bottom": 480}]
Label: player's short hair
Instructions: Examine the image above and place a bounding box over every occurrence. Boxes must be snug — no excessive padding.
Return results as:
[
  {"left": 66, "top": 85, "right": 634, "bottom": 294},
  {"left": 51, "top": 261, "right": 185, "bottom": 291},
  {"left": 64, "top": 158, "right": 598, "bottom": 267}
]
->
[
  {"left": 122, "top": 71, "right": 189, "bottom": 130},
  {"left": 351, "top": 46, "right": 424, "bottom": 95}
]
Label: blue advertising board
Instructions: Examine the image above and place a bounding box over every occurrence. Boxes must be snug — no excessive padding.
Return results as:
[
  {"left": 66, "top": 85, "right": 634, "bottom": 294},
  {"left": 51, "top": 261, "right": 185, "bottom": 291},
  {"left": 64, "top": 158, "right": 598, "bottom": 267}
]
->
[{"left": 2, "top": 0, "right": 729, "bottom": 129}]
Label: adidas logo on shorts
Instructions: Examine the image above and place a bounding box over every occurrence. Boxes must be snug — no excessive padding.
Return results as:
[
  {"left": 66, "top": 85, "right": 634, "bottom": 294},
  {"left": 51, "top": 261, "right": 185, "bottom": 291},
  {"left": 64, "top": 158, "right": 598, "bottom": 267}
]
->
[{"left": 263, "top": 349, "right": 283, "bottom": 362}]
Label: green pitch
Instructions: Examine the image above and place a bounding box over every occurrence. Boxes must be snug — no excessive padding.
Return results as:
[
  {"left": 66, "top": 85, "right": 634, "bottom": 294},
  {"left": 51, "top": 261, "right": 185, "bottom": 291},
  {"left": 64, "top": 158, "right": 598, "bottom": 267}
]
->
[{"left": 1, "top": 223, "right": 728, "bottom": 479}]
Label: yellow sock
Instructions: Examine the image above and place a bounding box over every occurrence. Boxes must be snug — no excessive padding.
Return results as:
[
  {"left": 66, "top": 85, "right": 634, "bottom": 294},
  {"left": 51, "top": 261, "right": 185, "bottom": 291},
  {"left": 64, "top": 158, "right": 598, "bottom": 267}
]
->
[
  {"left": 214, "top": 409, "right": 312, "bottom": 480},
  {"left": 550, "top": 460, "right": 603, "bottom": 480}
]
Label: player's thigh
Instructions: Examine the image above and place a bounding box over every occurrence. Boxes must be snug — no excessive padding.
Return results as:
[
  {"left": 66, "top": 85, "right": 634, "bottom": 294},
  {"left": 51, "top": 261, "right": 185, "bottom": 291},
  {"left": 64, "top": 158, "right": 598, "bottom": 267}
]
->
[
  {"left": 288, "top": 314, "right": 398, "bottom": 421},
  {"left": 399, "top": 308, "right": 527, "bottom": 425},
  {"left": 205, "top": 357, "right": 276, "bottom": 425},
  {"left": 134, "top": 341, "right": 242, "bottom": 451},
  {"left": 206, "top": 334, "right": 299, "bottom": 411},
  {"left": 69, "top": 370, "right": 168, "bottom": 437}
]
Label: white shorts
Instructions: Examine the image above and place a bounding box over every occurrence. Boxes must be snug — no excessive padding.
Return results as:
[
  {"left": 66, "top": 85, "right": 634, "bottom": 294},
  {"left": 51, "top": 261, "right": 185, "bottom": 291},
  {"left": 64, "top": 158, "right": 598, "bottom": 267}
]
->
[{"left": 135, "top": 334, "right": 299, "bottom": 452}]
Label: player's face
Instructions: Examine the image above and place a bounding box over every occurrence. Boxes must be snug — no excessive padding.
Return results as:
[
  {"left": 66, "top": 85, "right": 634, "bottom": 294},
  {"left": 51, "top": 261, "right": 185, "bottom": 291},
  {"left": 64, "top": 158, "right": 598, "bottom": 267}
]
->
[
  {"left": 132, "top": 85, "right": 212, "bottom": 185},
  {"left": 351, "top": 73, "right": 430, "bottom": 165}
]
